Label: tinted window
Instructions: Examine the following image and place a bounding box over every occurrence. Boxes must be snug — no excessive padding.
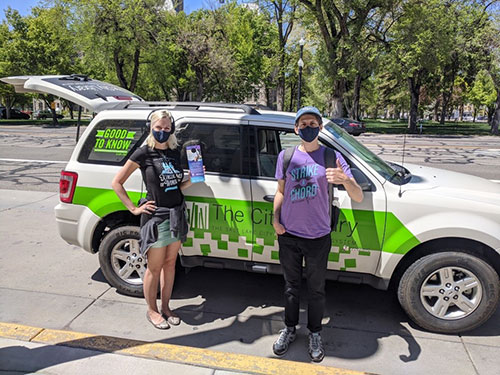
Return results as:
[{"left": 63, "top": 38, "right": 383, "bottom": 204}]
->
[
  {"left": 78, "top": 119, "right": 147, "bottom": 165},
  {"left": 176, "top": 123, "right": 242, "bottom": 175},
  {"left": 255, "top": 129, "right": 301, "bottom": 178}
]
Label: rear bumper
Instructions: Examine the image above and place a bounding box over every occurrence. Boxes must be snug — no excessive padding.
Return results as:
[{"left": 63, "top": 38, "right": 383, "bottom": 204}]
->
[{"left": 54, "top": 202, "right": 101, "bottom": 253}]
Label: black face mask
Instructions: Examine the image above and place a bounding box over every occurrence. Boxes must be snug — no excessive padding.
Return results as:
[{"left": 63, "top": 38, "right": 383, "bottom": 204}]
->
[
  {"left": 151, "top": 122, "right": 175, "bottom": 143},
  {"left": 298, "top": 126, "right": 320, "bottom": 142},
  {"left": 152, "top": 129, "right": 171, "bottom": 143}
]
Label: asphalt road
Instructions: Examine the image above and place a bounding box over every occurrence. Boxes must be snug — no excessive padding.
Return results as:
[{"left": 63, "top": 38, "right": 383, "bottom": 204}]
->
[{"left": 0, "top": 126, "right": 498, "bottom": 194}]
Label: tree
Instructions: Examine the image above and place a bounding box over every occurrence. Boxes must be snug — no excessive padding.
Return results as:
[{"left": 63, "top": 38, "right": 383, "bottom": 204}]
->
[
  {"left": 0, "top": 6, "right": 77, "bottom": 123},
  {"left": 298, "top": 0, "right": 389, "bottom": 118},
  {"left": 260, "top": 1, "right": 297, "bottom": 110},
  {"left": 69, "top": 0, "right": 164, "bottom": 92},
  {"left": 388, "top": 0, "right": 456, "bottom": 132},
  {"left": 485, "top": 16, "right": 500, "bottom": 135},
  {"left": 468, "top": 70, "right": 496, "bottom": 121},
  {"left": 0, "top": 15, "right": 25, "bottom": 118}
]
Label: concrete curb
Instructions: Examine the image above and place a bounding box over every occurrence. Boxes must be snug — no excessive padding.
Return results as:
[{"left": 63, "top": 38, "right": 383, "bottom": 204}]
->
[{"left": 0, "top": 322, "right": 371, "bottom": 375}]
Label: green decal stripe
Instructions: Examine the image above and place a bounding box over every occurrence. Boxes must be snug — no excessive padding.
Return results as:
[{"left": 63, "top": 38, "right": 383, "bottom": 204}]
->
[
  {"left": 73, "top": 186, "right": 143, "bottom": 218},
  {"left": 382, "top": 213, "right": 421, "bottom": 254},
  {"left": 71, "top": 188, "right": 420, "bottom": 256},
  {"left": 94, "top": 149, "right": 128, "bottom": 154},
  {"left": 96, "top": 130, "right": 105, "bottom": 137}
]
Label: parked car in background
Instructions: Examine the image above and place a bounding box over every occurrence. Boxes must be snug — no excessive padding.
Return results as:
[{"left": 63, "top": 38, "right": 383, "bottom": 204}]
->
[
  {"left": 330, "top": 118, "right": 366, "bottom": 136},
  {"left": 0, "top": 107, "right": 31, "bottom": 119},
  {"left": 34, "top": 109, "right": 64, "bottom": 120}
]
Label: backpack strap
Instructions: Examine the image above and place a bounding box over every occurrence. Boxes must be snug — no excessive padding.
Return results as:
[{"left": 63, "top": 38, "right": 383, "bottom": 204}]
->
[
  {"left": 324, "top": 147, "right": 339, "bottom": 231},
  {"left": 282, "top": 146, "right": 296, "bottom": 179}
]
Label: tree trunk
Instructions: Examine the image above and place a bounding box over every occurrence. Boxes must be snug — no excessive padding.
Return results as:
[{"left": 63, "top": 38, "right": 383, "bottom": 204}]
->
[
  {"left": 459, "top": 104, "right": 464, "bottom": 121},
  {"left": 473, "top": 107, "right": 477, "bottom": 123},
  {"left": 43, "top": 96, "right": 58, "bottom": 126},
  {"left": 114, "top": 49, "right": 129, "bottom": 90},
  {"left": 277, "top": 76, "right": 285, "bottom": 111},
  {"left": 289, "top": 82, "right": 296, "bottom": 112},
  {"left": 351, "top": 74, "right": 362, "bottom": 120},
  {"left": 408, "top": 76, "right": 420, "bottom": 133},
  {"left": 195, "top": 69, "right": 204, "bottom": 101},
  {"left": 129, "top": 48, "right": 140, "bottom": 93},
  {"left": 331, "top": 79, "right": 345, "bottom": 118},
  {"left": 491, "top": 90, "right": 500, "bottom": 135},
  {"left": 487, "top": 105, "right": 494, "bottom": 124},
  {"left": 433, "top": 99, "right": 440, "bottom": 122},
  {"left": 4, "top": 96, "right": 15, "bottom": 119},
  {"left": 440, "top": 90, "right": 452, "bottom": 125}
]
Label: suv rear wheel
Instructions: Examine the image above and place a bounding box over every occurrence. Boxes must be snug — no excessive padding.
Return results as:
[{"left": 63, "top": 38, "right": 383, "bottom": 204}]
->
[
  {"left": 398, "top": 252, "right": 500, "bottom": 333},
  {"left": 98, "top": 225, "right": 146, "bottom": 297}
]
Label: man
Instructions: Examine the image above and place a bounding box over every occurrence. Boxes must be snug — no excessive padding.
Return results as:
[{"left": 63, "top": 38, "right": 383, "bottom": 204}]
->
[{"left": 272, "top": 106, "right": 364, "bottom": 362}]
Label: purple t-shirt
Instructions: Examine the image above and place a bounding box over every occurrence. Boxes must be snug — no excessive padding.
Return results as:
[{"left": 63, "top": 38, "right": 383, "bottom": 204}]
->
[{"left": 275, "top": 146, "right": 353, "bottom": 239}]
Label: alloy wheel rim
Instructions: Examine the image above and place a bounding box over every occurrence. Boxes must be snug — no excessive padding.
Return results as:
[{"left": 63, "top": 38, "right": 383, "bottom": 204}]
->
[
  {"left": 420, "top": 266, "right": 482, "bottom": 320},
  {"left": 110, "top": 238, "right": 146, "bottom": 285}
]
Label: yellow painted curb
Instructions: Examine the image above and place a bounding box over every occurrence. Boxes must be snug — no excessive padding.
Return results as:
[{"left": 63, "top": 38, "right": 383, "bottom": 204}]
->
[
  {"left": 0, "top": 322, "right": 370, "bottom": 375},
  {"left": 0, "top": 322, "right": 43, "bottom": 341}
]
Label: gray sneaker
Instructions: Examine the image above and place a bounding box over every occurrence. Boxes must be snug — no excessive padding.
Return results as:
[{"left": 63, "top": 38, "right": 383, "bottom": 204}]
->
[
  {"left": 308, "top": 332, "right": 325, "bottom": 362},
  {"left": 273, "top": 327, "right": 296, "bottom": 356}
]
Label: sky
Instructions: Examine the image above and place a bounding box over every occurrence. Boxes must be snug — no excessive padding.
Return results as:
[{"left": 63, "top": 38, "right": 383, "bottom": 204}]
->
[{"left": 0, "top": 0, "right": 222, "bottom": 20}]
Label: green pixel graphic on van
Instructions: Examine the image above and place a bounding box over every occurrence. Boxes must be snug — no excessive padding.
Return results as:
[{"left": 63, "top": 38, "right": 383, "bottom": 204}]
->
[{"left": 71, "top": 186, "right": 419, "bottom": 273}]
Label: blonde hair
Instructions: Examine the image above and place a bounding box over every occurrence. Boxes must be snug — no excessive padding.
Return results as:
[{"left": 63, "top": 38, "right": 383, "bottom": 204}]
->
[{"left": 146, "top": 110, "right": 178, "bottom": 149}]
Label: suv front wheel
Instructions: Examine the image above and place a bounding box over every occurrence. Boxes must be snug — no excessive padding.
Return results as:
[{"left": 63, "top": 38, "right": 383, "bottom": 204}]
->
[
  {"left": 98, "top": 225, "right": 146, "bottom": 297},
  {"left": 398, "top": 251, "right": 500, "bottom": 333}
]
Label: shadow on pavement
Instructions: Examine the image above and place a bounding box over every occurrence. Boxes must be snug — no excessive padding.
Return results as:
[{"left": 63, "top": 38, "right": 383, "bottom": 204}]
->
[{"left": 6, "top": 265, "right": 498, "bottom": 373}]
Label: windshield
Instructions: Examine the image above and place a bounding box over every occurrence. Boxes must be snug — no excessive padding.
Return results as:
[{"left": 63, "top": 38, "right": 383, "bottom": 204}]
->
[{"left": 323, "top": 122, "right": 401, "bottom": 183}]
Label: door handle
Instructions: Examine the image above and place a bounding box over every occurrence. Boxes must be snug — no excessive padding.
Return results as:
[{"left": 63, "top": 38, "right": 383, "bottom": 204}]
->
[{"left": 263, "top": 195, "right": 275, "bottom": 203}]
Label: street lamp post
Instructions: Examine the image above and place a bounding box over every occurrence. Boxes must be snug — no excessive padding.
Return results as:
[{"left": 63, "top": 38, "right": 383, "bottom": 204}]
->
[{"left": 297, "top": 38, "right": 305, "bottom": 111}]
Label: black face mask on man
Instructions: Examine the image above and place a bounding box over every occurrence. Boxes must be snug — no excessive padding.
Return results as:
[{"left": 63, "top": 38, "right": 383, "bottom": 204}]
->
[{"left": 298, "top": 126, "right": 320, "bottom": 142}]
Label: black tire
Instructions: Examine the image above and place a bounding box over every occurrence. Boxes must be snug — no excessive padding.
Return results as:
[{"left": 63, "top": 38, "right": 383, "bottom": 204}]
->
[
  {"left": 398, "top": 252, "right": 500, "bottom": 333},
  {"left": 98, "top": 225, "right": 145, "bottom": 297}
]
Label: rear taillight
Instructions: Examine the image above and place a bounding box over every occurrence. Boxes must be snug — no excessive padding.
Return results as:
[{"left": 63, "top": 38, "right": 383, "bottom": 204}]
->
[
  {"left": 60, "top": 171, "right": 78, "bottom": 203},
  {"left": 348, "top": 122, "right": 358, "bottom": 127}
]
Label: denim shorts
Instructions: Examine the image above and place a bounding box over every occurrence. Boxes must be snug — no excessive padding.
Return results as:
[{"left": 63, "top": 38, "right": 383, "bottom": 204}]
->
[{"left": 151, "top": 220, "right": 179, "bottom": 248}]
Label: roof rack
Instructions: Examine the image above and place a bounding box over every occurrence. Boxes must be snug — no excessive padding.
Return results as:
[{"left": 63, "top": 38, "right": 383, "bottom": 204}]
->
[{"left": 124, "top": 101, "right": 260, "bottom": 115}]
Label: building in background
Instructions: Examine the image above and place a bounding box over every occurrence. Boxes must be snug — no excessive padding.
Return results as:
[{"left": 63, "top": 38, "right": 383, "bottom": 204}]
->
[{"left": 164, "top": 0, "right": 184, "bottom": 12}]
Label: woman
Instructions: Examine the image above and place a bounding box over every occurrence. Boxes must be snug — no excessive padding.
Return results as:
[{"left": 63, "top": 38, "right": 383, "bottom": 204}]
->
[{"left": 112, "top": 109, "right": 192, "bottom": 329}]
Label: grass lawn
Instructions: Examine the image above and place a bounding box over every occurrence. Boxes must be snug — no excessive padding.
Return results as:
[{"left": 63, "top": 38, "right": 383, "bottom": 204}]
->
[
  {"left": 0, "top": 119, "right": 91, "bottom": 126},
  {"left": 364, "top": 119, "right": 495, "bottom": 136}
]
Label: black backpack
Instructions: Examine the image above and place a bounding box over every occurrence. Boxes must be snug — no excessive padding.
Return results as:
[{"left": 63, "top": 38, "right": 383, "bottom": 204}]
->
[{"left": 282, "top": 146, "right": 340, "bottom": 232}]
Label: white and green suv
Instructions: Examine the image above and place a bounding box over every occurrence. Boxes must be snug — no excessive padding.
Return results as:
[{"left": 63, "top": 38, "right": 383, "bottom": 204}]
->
[{"left": 3, "top": 75, "right": 500, "bottom": 334}]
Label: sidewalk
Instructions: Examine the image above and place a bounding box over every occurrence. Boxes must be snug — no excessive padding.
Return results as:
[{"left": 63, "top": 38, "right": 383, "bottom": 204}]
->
[{"left": 0, "top": 322, "right": 367, "bottom": 375}]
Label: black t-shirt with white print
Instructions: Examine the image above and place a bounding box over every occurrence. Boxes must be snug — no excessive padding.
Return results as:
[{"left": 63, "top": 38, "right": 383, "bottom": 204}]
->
[{"left": 129, "top": 145, "right": 184, "bottom": 208}]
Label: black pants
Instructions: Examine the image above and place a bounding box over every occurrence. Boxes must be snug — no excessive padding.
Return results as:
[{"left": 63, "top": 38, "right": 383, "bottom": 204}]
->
[{"left": 278, "top": 232, "right": 331, "bottom": 333}]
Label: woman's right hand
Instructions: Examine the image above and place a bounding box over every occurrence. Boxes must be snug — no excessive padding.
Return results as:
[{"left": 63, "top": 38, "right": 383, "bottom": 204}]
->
[{"left": 131, "top": 200, "right": 156, "bottom": 215}]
